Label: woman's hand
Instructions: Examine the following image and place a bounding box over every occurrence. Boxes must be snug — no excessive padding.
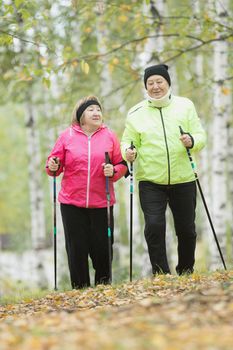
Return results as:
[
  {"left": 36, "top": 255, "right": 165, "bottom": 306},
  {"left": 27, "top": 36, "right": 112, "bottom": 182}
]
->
[
  {"left": 103, "top": 163, "right": 114, "bottom": 177},
  {"left": 125, "top": 147, "right": 137, "bottom": 162},
  {"left": 48, "top": 157, "right": 60, "bottom": 172},
  {"left": 180, "top": 134, "right": 192, "bottom": 148}
]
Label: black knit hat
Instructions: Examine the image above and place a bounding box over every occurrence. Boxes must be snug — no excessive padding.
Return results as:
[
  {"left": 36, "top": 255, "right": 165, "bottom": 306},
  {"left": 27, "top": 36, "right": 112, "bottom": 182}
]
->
[
  {"left": 144, "top": 64, "right": 171, "bottom": 88},
  {"left": 76, "top": 99, "right": 102, "bottom": 123}
]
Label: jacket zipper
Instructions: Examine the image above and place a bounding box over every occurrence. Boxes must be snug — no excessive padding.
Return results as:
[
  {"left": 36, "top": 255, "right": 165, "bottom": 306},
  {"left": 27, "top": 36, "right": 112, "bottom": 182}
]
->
[
  {"left": 86, "top": 136, "right": 91, "bottom": 208},
  {"left": 159, "top": 108, "right": 170, "bottom": 185}
]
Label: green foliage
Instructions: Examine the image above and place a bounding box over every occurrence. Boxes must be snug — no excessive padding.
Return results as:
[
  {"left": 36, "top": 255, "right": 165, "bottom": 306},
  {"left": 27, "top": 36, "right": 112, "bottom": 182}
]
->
[
  {"left": 1, "top": 0, "right": 232, "bottom": 111},
  {"left": 0, "top": 104, "right": 30, "bottom": 235}
]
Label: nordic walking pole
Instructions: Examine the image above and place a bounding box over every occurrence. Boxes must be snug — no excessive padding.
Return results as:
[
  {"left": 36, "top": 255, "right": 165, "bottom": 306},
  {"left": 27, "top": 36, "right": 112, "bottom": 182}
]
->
[
  {"left": 129, "top": 141, "right": 134, "bottom": 282},
  {"left": 105, "top": 152, "right": 112, "bottom": 283},
  {"left": 53, "top": 157, "right": 58, "bottom": 290},
  {"left": 179, "top": 126, "right": 227, "bottom": 270}
]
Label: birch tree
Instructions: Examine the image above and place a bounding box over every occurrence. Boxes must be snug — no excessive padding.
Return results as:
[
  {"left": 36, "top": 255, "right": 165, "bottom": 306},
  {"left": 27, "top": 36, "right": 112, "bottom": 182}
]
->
[
  {"left": 208, "top": 0, "right": 230, "bottom": 269},
  {"left": 3, "top": 1, "right": 49, "bottom": 287},
  {"left": 227, "top": 119, "right": 233, "bottom": 260},
  {"left": 25, "top": 100, "right": 46, "bottom": 249},
  {"left": 191, "top": 0, "right": 211, "bottom": 270}
]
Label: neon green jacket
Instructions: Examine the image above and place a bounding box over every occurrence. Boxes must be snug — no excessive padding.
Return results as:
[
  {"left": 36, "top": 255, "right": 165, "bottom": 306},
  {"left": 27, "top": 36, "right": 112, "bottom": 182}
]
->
[{"left": 121, "top": 95, "right": 206, "bottom": 185}]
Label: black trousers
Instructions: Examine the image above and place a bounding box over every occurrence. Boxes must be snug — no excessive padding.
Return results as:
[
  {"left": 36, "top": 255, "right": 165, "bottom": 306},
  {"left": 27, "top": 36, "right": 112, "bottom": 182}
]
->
[
  {"left": 139, "top": 181, "right": 197, "bottom": 275},
  {"left": 60, "top": 203, "right": 114, "bottom": 289}
]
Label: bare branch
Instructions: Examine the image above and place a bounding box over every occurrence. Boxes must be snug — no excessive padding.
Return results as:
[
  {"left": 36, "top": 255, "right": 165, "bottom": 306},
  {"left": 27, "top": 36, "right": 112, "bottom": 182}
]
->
[
  {"left": 164, "top": 34, "right": 233, "bottom": 63},
  {"left": 62, "top": 32, "right": 233, "bottom": 71},
  {"left": 103, "top": 80, "right": 139, "bottom": 99},
  {"left": 213, "top": 76, "right": 233, "bottom": 84},
  {"left": 0, "top": 30, "right": 48, "bottom": 48}
]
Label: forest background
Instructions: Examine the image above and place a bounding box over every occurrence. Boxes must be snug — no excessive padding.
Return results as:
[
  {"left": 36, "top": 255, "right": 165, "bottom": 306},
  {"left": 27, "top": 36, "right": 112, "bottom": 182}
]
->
[{"left": 0, "top": 0, "right": 232, "bottom": 292}]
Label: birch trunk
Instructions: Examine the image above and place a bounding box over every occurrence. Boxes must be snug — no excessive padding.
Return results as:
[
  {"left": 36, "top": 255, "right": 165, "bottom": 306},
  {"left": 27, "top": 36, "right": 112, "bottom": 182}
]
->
[
  {"left": 208, "top": 0, "right": 230, "bottom": 269},
  {"left": 25, "top": 101, "right": 48, "bottom": 288},
  {"left": 227, "top": 124, "right": 233, "bottom": 258},
  {"left": 192, "top": 0, "right": 211, "bottom": 270},
  {"left": 25, "top": 102, "right": 46, "bottom": 249},
  {"left": 12, "top": 3, "right": 48, "bottom": 287},
  {"left": 95, "top": 2, "right": 114, "bottom": 123},
  {"left": 140, "top": 0, "right": 163, "bottom": 68}
]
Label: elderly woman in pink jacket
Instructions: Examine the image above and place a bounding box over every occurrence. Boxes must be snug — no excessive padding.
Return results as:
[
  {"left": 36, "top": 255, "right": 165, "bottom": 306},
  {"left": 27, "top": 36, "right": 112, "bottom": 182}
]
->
[{"left": 46, "top": 95, "right": 128, "bottom": 289}]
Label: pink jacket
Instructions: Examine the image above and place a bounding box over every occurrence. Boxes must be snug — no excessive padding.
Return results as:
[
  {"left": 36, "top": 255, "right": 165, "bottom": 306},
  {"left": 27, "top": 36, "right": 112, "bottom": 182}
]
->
[{"left": 46, "top": 124, "right": 128, "bottom": 208}]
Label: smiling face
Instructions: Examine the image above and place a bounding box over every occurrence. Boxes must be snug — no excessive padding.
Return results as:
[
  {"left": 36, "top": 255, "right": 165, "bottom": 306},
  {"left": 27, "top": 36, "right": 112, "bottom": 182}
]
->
[
  {"left": 146, "top": 75, "right": 170, "bottom": 99},
  {"left": 81, "top": 104, "right": 103, "bottom": 131}
]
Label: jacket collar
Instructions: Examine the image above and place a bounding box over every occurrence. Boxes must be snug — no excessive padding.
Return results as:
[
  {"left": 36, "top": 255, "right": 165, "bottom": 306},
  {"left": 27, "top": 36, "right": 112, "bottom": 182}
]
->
[
  {"left": 147, "top": 88, "right": 173, "bottom": 108},
  {"left": 71, "top": 123, "right": 106, "bottom": 133}
]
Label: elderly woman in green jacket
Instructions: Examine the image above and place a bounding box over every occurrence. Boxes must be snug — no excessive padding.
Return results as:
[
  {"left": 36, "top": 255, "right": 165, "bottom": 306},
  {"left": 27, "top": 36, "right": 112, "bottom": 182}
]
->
[{"left": 121, "top": 64, "right": 206, "bottom": 275}]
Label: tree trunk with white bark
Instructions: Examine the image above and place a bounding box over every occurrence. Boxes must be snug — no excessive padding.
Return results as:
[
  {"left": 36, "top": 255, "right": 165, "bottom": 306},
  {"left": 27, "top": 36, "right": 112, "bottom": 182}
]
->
[
  {"left": 25, "top": 100, "right": 48, "bottom": 288},
  {"left": 208, "top": 0, "right": 230, "bottom": 269}
]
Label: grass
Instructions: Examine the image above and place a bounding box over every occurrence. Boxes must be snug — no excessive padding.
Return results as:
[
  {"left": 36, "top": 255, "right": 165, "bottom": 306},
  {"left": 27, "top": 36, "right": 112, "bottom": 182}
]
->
[{"left": 0, "top": 286, "right": 50, "bottom": 306}]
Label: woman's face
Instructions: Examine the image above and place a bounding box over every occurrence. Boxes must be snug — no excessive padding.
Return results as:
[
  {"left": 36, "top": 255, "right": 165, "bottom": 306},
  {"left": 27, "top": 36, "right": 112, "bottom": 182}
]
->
[
  {"left": 81, "top": 104, "right": 103, "bottom": 129},
  {"left": 146, "top": 75, "right": 169, "bottom": 99}
]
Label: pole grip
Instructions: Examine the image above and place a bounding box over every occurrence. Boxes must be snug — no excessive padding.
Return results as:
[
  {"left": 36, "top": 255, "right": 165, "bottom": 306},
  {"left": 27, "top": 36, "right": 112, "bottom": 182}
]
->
[
  {"left": 52, "top": 157, "right": 58, "bottom": 176},
  {"left": 105, "top": 152, "right": 110, "bottom": 164},
  {"left": 179, "top": 125, "right": 184, "bottom": 135}
]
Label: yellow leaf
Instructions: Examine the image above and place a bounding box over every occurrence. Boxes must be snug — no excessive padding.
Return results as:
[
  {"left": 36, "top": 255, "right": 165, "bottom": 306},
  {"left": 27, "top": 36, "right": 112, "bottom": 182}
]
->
[
  {"left": 3, "top": 70, "right": 14, "bottom": 80},
  {"left": 42, "top": 77, "right": 51, "bottom": 88},
  {"left": 112, "top": 58, "right": 119, "bottom": 65},
  {"left": 18, "top": 72, "right": 33, "bottom": 81},
  {"left": 39, "top": 56, "right": 47, "bottom": 65},
  {"left": 120, "top": 4, "right": 131, "bottom": 11},
  {"left": 104, "top": 289, "right": 115, "bottom": 297},
  {"left": 221, "top": 86, "right": 231, "bottom": 95},
  {"left": 81, "top": 60, "right": 90, "bottom": 74},
  {"left": 84, "top": 27, "right": 92, "bottom": 33},
  {"left": 71, "top": 60, "right": 78, "bottom": 67},
  {"left": 118, "top": 15, "right": 128, "bottom": 23},
  {"left": 24, "top": 337, "right": 44, "bottom": 348},
  {"left": 78, "top": 300, "right": 87, "bottom": 308},
  {"left": 108, "top": 63, "right": 114, "bottom": 74},
  {"left": 124, "top": 58, "right": 130, "bottom": 65},
  {"left": 204, "top": 13, "right": 211, "bottom": 21}
]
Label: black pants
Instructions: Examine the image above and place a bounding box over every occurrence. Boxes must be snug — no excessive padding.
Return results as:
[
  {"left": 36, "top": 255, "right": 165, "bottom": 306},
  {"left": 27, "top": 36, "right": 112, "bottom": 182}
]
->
[
  {"left": 139, "top": 181, "right": 197, "bottom": 275},
  {"left": 60, "top": 204, "right": 114, "bottom": 289}
]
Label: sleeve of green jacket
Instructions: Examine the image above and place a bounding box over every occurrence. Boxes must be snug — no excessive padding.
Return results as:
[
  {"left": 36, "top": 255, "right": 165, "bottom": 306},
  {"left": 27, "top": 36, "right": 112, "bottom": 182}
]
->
[{"left": 187, "top": 101, "right": 206, "bottom": 152}]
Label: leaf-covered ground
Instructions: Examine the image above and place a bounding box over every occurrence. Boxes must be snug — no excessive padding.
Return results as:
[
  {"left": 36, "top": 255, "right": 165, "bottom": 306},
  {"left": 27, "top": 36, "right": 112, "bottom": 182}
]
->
[{"left": 0, "top": 271, "right": 233, "bottom": 349}]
